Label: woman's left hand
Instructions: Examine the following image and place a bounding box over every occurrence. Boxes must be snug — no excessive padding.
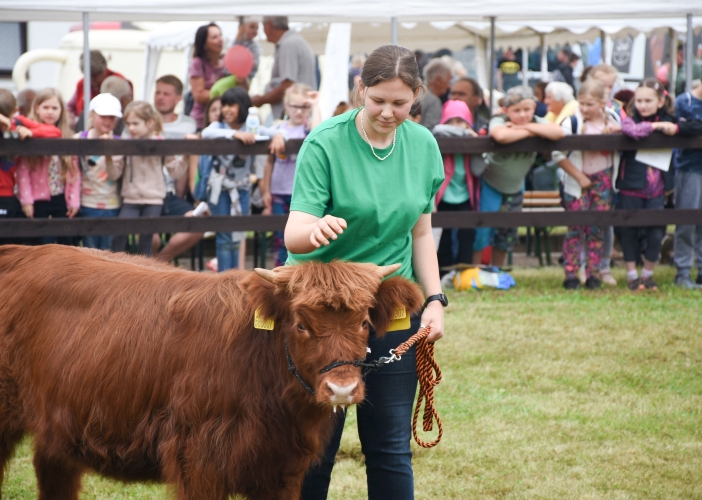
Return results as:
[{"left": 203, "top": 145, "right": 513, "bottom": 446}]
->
[
  {"left": 419, "top": 301, "right": 444, "bottom": 343},
  {"left": 66, "top": 207, "right": 79, "bottom": 218}
]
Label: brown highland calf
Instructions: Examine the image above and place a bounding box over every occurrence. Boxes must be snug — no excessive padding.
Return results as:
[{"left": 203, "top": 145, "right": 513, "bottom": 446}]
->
[{"left": 0, "top": 245, "right": 422, "bottom": 499}]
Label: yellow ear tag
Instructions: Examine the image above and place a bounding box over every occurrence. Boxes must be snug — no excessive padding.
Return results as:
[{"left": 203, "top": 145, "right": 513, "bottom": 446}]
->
[
  {"left": 254, "top": 307, "right": 275, "bottom": 331},
  {"left": 386, "top": 307, "right": 410, "bottom": 332}
]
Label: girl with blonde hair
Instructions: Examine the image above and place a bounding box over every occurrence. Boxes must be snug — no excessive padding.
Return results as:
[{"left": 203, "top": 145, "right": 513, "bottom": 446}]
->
[
  {"left": 17, "top": 88, "right": 81, "bottom": 244},
  {"left": 109, "top": 101, "right": 187, "bottom": 256}
]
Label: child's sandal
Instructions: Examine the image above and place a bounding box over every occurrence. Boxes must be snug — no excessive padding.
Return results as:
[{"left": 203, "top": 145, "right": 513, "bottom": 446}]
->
[{"left": 627, "top": 278, "right": 645, "bottom": 291}]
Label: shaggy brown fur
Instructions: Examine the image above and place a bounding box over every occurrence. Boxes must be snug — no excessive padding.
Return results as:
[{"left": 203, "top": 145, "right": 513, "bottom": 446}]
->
[{"left": 0, "top": 245, "right": 422, "bottom": 500}]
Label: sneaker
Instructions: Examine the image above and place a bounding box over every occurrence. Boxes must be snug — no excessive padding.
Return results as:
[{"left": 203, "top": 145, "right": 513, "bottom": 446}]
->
[
  {"left": 563, "top": 277, "right": 581, "bottom": 290},
  {"left": 628, "top": 278, "right": 645, "bottom": 291},
  {"left": 675, "top": 276, "right": 702, "bottom": 290},
  {"left": 641, "top": 277, "right": 658, "bottom": 290},
  {"left": 585, "top": 276, "right": 602, "bottom": 289},
  {"left": 601, "top": 271, "right": 617, "bottom": 286}
]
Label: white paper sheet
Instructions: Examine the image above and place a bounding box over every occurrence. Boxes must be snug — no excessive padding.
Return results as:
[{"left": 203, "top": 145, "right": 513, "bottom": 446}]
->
[{"left": 635, "top": 149, "right": 673, "bottom": 171}]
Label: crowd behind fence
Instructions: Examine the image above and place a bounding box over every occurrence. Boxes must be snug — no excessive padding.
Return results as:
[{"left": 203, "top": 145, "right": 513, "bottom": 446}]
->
[{"left": 1, "top": 134, "right": 702, "bottom": 238}]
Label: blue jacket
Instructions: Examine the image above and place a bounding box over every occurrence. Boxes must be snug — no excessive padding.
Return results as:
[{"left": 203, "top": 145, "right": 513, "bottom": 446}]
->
[{"left": 674, "top": 92, "right": 702, "bottom": 173}]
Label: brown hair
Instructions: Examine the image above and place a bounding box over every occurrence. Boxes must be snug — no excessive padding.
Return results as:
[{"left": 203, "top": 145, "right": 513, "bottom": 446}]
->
[
  {"left": 30, "top": 88, "right": 71, "bottom": 137},
  {"left": 156, "top": 75, "right": 184, "bottom": 96},
  {"left": 0, "top": 89, "right": 16, "bottom": 118},
  {"left": 29, "top": 88, "right": 77, "bottom": 181},
  {"left": 352, "top": 45, "right": 425, "bottom": 107},
  {"left": 333, "top": 101, "right": 351, "bottom": 117},
  {"left": 123, "top": 100, "right": 163, "bottom": 135},
  {"left": 626, "top": 77, "right": 675, "bottom": 118},
  {"left": 80, "top": 50, "right": 108, "bottom": 77},
  {"left": 203, "top": 96, "right": 222, "bottom": 128}
]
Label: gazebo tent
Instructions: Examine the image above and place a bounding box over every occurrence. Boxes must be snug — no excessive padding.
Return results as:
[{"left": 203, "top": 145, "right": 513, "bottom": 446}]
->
[
  {"left": 3, "top": 1, "right": 700, "bottom": 120},
  {"left": 1, "top": 1, "right": 700, "bottom": 22}
]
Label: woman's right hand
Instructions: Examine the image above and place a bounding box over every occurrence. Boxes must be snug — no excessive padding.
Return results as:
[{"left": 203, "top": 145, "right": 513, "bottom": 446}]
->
[
  {"left": 577, "top": 174, "right": 593, "bottom": 189},
  {"left": 22, "top": 204, "right": 34, "bottom": 219},
  {"left": 234, "top": 131, "right": 257, "bottom": 144},
  {"left": 310, "top": 215, "right": 347, "bottom": 248}
]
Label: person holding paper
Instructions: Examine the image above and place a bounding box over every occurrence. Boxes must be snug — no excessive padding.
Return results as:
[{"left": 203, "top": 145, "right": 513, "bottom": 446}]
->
[
  {"left": 552, "top": 79, "right": 622, "bottom": 290},
  {"left": 617, "top": 79, "right": 677, "bottom": 291}
]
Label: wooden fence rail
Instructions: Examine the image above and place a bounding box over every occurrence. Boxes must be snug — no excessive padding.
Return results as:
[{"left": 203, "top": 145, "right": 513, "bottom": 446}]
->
[
  {"left": 2, "top": 210, "right": 701, "bottom": 238},
  {"left": 1, "top": 134, "right": 702, "bottom": 156}
]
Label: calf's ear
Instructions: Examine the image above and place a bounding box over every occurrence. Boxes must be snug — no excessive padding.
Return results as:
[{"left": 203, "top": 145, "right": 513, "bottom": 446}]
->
[{"left": 369, "top": 277, "right": 424, "bottom": 336}]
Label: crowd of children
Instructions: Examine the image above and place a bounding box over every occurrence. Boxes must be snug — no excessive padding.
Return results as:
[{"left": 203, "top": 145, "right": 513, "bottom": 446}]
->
[
  {"left": 2, "top": 57, "right": 702, "bottom": 289},
  {"left": 431, "top": 62, "right": 702, "bottom": 291}
]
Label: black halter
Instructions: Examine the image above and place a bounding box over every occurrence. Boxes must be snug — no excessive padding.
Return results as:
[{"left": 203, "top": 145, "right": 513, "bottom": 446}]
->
[{"left": 283, "top": 335, "right": 400, "bottom": 396}]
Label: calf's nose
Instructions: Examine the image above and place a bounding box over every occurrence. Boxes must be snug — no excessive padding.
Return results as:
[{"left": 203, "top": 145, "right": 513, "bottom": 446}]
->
[{"left": 326, "top": 381, "right": 358, "bottom": 404}]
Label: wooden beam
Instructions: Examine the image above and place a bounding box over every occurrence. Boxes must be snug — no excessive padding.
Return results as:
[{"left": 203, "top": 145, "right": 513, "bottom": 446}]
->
[
  {"left": 2, "top": 210, "right": 701, "bottom": 238},
  {"left": 2, "top": 135, "right": 701, "bottom": 156}
]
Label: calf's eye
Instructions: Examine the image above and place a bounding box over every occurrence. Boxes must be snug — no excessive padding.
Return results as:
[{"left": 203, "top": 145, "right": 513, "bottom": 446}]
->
[
  {"left": 297, "top": 323, "right": 307, "bottom": 331},
  {"left": 362, "top": 320, "right": 369, "bottom": 328}
]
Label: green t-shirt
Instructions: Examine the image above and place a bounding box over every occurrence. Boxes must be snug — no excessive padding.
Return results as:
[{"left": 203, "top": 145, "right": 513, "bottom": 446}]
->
[
  {"left": 483, "top": 114, "right": 548, "bottom": 195},
  {"left": 287, "top": 108, "right": 444, "bottom": 280},
  {"left": 210, "top": 75, "right": 239, "bottom": 98},
  {"left": 443, "top": 153, "right": 470, "bottom": 204}
]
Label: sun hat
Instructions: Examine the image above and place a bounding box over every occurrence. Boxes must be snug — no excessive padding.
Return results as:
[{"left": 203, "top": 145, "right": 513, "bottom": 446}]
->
[{"left": 89, "top": 93, "right": 123, "bottom": 118}]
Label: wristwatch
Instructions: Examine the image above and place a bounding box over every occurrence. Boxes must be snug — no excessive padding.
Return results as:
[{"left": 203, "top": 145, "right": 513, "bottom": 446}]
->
[{"left": 422, "top": 293, "right": 448, "bottom": 311}]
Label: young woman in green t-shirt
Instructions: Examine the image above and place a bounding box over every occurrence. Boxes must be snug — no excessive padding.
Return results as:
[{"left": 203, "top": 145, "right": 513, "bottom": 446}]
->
[{"left": 284, "top": 45, "right": 445, "bottom": 499}]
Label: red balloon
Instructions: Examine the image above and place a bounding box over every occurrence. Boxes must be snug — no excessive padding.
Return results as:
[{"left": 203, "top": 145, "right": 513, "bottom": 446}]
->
[{"left": 224, "top": 45, "right": 254, "bottom": 79}]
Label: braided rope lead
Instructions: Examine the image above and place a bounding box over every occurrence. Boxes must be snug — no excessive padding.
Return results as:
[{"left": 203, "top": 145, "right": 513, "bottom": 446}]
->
[{"left": 393, "top": 326, "right": 443, "bottom": 448}]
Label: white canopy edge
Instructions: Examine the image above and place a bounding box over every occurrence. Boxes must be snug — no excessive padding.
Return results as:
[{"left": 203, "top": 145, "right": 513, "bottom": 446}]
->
[{"left": 1, "top": 0, "right": 701, "bottom": 23}]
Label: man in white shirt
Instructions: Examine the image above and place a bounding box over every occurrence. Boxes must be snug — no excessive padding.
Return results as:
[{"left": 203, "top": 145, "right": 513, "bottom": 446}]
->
[{"left": 152, "top": 75, "right": 204, "bottom": 263}]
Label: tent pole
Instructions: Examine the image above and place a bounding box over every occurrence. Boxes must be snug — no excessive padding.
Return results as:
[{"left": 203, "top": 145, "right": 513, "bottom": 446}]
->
[
  {"left": 600, "top": 30, "right": 606, "bottom": 64},
  {"left": 489, "top": 16, "right": 496, "bottom": 117},
  {"left": 83, "top": 12, "right": 90, "bottom": 129},
  {"left": 540, "top": 34, "right": 548, "bottom": 81},
  {"left": 522, "top": 44, "right": 528, "bottom": 87},
  {"left": 685, "top": 14, "right": 695, "bottom": 92},
  {"left": 391, "top": 17, "right": 398, "bottom": 45},
  {"left": 669, "top": 28, "right": 678, "bottom": 97}
]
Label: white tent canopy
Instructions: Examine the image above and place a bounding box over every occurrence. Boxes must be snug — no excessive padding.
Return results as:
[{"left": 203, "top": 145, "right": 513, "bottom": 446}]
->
[{"left": 2, "top": 0, "right": 701, "bottom": 22}]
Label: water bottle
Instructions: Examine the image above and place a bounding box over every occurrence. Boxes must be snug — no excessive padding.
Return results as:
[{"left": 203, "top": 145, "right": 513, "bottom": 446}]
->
[{"left": 246, "top": 107, "right": 260, "bottom": 135}]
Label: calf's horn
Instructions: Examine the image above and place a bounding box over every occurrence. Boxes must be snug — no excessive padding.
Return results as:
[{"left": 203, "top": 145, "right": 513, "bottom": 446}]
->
[
  {"left": 377, "top": 263, "right": 402, "bottom": 278},
  {"left": 254, "top": 268, "right": 276, "bottom": 283}
]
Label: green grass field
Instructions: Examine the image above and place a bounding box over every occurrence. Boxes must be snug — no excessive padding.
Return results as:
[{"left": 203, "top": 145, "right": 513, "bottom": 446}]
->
[{"left": 2, "top": 266, "right": 700, "bottom": 499}]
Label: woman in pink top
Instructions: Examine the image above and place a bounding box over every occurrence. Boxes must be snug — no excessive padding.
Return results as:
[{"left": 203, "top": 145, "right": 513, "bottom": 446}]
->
[
  {"left": 16, "top": 88, "right": 81, "bottom": 245},
  {"left": 189, "top": 23, "right": 226, "bottom": 129}
]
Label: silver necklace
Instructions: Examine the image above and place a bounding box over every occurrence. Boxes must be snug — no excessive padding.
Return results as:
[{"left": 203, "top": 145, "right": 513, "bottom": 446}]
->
[{"left": 360, "top": 109, "right": 396, "bottom": 161}]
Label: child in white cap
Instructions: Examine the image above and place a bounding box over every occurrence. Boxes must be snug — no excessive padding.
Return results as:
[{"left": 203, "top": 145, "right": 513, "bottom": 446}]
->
[{"left": 74, "top": 93, "right": 124, "bottom": 250}]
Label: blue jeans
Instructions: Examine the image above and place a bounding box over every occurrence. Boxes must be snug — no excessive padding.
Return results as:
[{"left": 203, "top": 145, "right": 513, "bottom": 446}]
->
[
  {"left": 79, "top": 206, "right": 120, "bottom": 250},
  {"left": 300, "top": 316, "right": 420, "bottom": 500},
  {"left": 272, "top": 194, "right": 292, "bottom": 266},
  {"left": 208, "top": 188, "right": 250, "bottom": 272}
]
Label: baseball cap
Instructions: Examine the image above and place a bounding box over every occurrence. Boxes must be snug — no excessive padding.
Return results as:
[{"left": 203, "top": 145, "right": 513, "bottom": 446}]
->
[{"left": 89, "top": 93, "right": 122, "bottom": 118}]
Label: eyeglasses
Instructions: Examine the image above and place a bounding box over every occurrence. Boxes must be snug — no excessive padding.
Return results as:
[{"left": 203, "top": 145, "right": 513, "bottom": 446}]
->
[{"left": 288, "top": 104, "right": 311, "bottom": 112}]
